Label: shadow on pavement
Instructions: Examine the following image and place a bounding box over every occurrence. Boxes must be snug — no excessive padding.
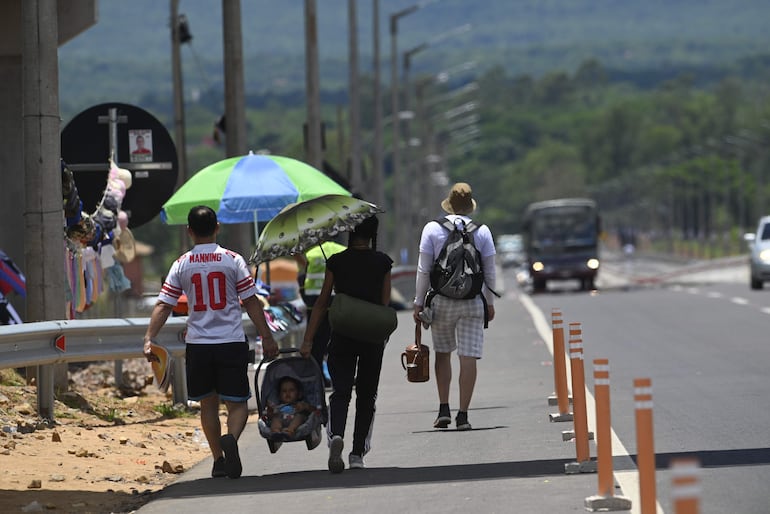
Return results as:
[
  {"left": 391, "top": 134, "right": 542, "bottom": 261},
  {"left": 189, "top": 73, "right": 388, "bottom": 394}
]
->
[
  {"left": 153, "top": 457, "right": 579, "bottom": 499},
  {"left": 151, "top": 446, "right": 770, "bottom": 503}
]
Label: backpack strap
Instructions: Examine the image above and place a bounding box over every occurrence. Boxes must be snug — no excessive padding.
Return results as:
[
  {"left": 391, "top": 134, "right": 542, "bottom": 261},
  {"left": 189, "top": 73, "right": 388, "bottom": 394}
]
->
[
  {"left": 434, "top": 216, "right": 455, "bottom": 233},
  {"left": 480, "top": 294, "right": 489, "bottom": 329},
  {"left": 428, "top": 216, "right": 499, "bottom": 312},
  {"left": 434, "top": 215, "right": 479, "bottom": 233}
]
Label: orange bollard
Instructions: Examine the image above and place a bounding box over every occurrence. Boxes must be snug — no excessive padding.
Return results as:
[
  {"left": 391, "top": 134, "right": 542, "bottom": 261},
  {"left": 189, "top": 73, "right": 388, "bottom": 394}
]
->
[
  {"left": 585, "top": 359, "right": 631, "bottom": 510},
  {"left": 634, "top": 378, "right": 657, "bottom": 514},
  {"left": 671, "top": 458, "right": 700, "bottom": 514},
  {"left": 564, "top": 322, "right": 596, "bottom": 474},
  {"left": 549, "top": 308, "right": 573, "bottom": 422}
]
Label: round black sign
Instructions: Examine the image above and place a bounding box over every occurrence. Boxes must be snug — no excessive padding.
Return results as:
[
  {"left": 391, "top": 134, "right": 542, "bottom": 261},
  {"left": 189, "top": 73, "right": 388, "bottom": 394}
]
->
[{"left": 61, "top": 102, "right": 178, "bottom": 228}]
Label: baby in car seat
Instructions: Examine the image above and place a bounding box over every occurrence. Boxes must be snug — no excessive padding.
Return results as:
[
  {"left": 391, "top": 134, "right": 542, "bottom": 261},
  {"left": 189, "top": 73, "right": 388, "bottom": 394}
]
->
[{"left": 267, "top": 376, "right": 313, "bottom": 439}]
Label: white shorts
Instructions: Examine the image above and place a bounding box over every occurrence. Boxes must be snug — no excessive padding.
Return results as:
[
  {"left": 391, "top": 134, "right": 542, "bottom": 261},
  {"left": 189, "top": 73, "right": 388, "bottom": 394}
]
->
[{"left": 429, "top": 295, "right": 485, "bottom": 358}]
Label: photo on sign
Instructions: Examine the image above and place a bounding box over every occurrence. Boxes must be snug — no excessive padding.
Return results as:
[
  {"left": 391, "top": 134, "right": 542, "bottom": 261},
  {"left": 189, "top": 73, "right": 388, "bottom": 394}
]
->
[{"left": 129, "top": 129, "right": 153, "bottom": 163}]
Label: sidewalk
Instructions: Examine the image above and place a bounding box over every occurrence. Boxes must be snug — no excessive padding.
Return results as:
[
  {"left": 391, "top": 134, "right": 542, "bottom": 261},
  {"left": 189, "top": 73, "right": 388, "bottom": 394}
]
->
[{"left": 137, "top": 291, "right": 604, "bottom": 514}]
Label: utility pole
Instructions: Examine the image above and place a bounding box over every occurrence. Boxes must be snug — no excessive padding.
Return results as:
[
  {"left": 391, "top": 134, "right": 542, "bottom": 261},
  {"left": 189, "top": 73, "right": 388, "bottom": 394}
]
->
[
  {"left": 222, "top": 0, "right": 249, "bottom": 254},
  {"left": 222, "top": 1, "right": 246, "bottom": 158},
  {"left": 348, "top": 0, "right": 362, "bottom": 195},
  {"left": 171, "top": 0, "right": 188, "bottom": 189},
  {"left": 304, "top": 0, "right": 323, "bottom": 169},
  {"left": 171, "top": 0, "right": 189, "bottom": 253},
  {"left": 22, "top": 0, "right": 67, "bottom": 416}
]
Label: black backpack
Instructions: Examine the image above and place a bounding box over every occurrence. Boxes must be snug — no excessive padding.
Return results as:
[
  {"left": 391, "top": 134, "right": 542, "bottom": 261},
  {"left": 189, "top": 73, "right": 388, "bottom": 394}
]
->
[{"left": 429, "top": 217, "right": 485, "bottom": 300}]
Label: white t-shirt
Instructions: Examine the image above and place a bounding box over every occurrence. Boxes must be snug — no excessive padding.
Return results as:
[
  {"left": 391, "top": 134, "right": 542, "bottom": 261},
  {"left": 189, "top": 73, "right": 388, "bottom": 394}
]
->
[
  {"left": 414, "top": 215, "right": 497, "bottom": 306},
  {"left": 158, "top": 243, "right": 258, "bottom": 344},
  {"left": 418, "top": 215, "right": 496, "bottom": 259}
]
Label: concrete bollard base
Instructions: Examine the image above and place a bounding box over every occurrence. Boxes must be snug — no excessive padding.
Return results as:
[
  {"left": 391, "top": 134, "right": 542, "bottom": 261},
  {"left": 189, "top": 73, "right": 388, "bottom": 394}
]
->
[
  {"left": 584, "top": 494, "right": 632, "bottom": 511},
  {"left": 549, "top": 412, "right": 574, "bottom": 422},
  {"left": 565, "top": 459, "right": 598, "bottom": 474},
  {"left": 547, "top": 394, "right": 573, "bottom": 406},
  {"left": 562, "top": 429, "right": 594, "bottom": 441}
]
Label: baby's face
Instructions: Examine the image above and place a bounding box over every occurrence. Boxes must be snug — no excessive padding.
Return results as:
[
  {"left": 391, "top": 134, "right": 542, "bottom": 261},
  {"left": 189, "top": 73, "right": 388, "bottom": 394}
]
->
[{"left": 280, "top": 382, "right": 298, "bottom": 403}]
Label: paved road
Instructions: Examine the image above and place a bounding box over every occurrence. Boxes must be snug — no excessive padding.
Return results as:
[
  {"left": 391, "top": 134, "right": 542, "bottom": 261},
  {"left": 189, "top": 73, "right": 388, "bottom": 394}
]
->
[{"left": 137, "top": 256, "right": 748, "bottom": 514}]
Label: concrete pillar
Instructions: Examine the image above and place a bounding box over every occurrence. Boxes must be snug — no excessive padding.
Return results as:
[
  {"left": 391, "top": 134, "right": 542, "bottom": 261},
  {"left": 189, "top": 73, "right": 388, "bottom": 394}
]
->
[
  {"left": 23, "top": 0, "right": 66, "bottom": 324},
  {"left": 0, "top": 0, "right": 96, "bottom": 322},
  {"left": 22, "top": 0, "right": 67, "bottom": 416},
  {"left": 0, "top": 55, "right": 25, "bottom": 319}
]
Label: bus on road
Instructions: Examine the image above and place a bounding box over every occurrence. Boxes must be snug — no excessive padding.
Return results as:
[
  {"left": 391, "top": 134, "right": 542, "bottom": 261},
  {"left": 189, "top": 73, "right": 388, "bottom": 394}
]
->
[{"left": 522, "top": 198, "right": 601, "bottom": 292}]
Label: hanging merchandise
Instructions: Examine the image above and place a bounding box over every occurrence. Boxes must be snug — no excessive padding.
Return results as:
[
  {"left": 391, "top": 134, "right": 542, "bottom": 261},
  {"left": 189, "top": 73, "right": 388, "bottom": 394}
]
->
[
  {"left": 113, "top": 211, "right": 136, "bottom": 263},
  {"left": 0, "top": 249, "right": 26, "bottom": 298},
  {"left": 62, "top": 158, "right": 135, "bottom": 314},
  {"left": 0, "top": 249, "right": 25, "bottom": 325}
]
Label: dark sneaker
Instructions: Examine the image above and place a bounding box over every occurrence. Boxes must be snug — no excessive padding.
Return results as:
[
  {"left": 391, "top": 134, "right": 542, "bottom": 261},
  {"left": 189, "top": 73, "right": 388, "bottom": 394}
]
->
[
  {"left": 349, "top": 453, "right": 365, "bottom": 469},
  {"left": 455, "top": 412, "right": 472, "bottom": 431},
  {"left": 433, "top": 407, "right": 451, "bottom": 429},
  {"left": 220, "top": 434, "right": 242, "bottom": 478},
  {"left": 328, "top": 435, "right": 345, "bottom": 474},
  {"left": 211, "top": 456, "right": 227, "bottom": 478}
]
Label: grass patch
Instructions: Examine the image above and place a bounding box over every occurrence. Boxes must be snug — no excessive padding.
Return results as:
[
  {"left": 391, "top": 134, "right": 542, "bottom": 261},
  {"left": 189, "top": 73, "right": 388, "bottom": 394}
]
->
[
  {"left": 153, "top": 402, "right": 195, "bottom": 419},
  {"left": 0, "top": 368, "right": 25, "bottom": 386}
]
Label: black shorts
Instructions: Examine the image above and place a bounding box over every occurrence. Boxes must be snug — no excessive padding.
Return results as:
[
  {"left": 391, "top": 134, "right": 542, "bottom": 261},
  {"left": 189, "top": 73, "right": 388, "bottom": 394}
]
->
[{"left": 185, "top": 341, "right": 251, "bottom": 402}]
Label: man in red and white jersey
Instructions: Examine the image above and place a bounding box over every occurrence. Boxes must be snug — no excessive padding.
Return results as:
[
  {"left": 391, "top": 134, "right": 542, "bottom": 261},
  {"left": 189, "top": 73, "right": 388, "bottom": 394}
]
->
[{"left": 143, "top": 205, "right": 278, "bottom": 479}]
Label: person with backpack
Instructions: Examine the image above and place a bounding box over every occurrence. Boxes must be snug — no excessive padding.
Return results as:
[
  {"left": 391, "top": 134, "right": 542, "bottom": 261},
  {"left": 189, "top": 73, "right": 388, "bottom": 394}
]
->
[{"left": 413, "top": 182, "right": 498, "bottom": 431}]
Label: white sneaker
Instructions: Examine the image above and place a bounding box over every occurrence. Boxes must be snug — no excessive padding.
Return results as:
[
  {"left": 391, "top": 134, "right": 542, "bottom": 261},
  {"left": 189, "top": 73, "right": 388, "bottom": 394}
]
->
[
  {"left": 348, "top": 453, "right": 365, "bottom": 469},
  {"left": 328, "top": 435, "right": 344, "bottom": 473}
]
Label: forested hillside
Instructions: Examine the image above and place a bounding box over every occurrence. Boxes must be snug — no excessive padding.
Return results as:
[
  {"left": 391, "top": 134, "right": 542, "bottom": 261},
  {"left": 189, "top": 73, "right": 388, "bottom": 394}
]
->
[
  {"left": 57, "top": 1, "right": 770, "bottom": 272},
  {"left": 59, "top": 0, "right": 770, "bottom": 114}
]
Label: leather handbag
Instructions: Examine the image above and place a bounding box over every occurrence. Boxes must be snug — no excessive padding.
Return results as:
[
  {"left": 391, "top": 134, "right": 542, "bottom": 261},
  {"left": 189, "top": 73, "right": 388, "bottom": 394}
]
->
[
  {"left": 401, "top": 322, "right": 430, "bottom": 383},
  {"left": 327, "top": 293, "right": 398, "bottom": 344}
]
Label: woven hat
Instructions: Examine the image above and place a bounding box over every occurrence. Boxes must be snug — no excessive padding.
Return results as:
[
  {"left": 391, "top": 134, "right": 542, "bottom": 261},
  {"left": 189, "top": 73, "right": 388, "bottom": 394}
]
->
[
  {"left": 440, "top": 182, "right": 477, "bottom": 215},
  {"left": 114, "top": 227, "right": 137, "bottom": 263}
]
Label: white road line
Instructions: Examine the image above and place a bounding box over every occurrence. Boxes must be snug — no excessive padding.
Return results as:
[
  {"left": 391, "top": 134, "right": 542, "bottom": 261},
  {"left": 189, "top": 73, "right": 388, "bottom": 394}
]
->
[
  {"left": 730, "top": 297, "right": 749, "bottom": 305},
  {"left": 761, "top": 307, "right": 770, "bottom": 315},
  {"left": 706, "top": 291, "right": 722, "bottom": 299},
  {"left": 518, "top": 293, "right": 665, "bottom": 514}
]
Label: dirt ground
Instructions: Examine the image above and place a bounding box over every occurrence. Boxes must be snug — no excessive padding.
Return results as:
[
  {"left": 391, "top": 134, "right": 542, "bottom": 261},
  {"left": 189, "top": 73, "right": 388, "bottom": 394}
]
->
[{"left": 0, "top": 361, "right": 259, "bottom": 514}]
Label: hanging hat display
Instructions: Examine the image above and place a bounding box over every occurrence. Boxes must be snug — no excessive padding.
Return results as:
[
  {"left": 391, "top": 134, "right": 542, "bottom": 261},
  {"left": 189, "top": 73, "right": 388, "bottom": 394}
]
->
[{"left": 114, "top": 226, "right": 136, "bottom": 263}]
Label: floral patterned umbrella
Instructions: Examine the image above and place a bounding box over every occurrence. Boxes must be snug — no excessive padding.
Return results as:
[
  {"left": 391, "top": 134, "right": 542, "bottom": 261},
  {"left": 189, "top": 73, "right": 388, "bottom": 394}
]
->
[{"left": 250, "top": 194, "right": 383, "bottom": 264}]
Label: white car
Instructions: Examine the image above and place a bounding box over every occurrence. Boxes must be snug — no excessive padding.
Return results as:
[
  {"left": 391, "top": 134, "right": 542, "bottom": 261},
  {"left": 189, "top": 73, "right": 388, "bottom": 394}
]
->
[
  {"left": 496, "top": 234, "right": 525, "bottom": 268},
  {"left": 745, "top": 215, "right": 770, "bottom": 290}
]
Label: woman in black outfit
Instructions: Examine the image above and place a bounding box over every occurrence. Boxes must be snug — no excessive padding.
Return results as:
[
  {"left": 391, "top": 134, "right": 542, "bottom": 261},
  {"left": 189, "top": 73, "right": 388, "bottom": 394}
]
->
[{"left": 300, "top": 215, "right": 393, "bottom": 473}]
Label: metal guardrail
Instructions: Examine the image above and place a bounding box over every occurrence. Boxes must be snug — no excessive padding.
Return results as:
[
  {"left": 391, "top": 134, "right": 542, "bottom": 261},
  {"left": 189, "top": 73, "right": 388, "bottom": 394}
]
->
[{"left": 0, "top": 314, "right": 304, "bottom": 418}]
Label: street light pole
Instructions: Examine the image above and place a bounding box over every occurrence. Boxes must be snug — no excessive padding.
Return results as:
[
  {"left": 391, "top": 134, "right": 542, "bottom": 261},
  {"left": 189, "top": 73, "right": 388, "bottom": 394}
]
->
[
  {"left": 348, "top": 0, "right": 362, "bottom": 194},
  {"left": 390, "top": 1, "right": 435, "bottom": 263},
  {"left": 372, "top": 0, "right": 385, "bottom": 213},
  {"left": 398, "top": 24, "right": 472, "bottom": 264},
  {"left": 401, "top": 44, "right": 426, "bottom": 262}
]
